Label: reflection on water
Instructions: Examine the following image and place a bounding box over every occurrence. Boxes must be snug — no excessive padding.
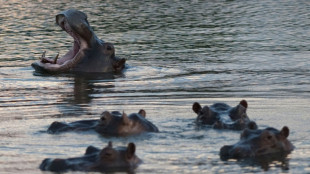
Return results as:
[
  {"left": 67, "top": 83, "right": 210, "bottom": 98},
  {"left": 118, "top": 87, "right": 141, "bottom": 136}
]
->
[{"left": 0, "top": 0, "right": 310, "bottom": 173}]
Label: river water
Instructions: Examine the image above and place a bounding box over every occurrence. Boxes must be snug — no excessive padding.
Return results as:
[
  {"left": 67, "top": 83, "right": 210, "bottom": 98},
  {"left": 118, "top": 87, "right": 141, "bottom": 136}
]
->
[{"left": 0, "top": 0, "right": 309, "bottom": 173}]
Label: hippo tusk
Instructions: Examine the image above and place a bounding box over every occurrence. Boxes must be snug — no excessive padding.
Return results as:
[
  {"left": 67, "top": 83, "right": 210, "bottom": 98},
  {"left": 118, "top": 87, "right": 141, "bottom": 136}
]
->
[
  {"left": 39, "top": 51, "right": 46, "bottom": 60},
  {"left": 40, "top": 49, "right": 86, "bottom": 73},
  {"left": 53, "top": 53, "right": 59, "bottom": 64}
]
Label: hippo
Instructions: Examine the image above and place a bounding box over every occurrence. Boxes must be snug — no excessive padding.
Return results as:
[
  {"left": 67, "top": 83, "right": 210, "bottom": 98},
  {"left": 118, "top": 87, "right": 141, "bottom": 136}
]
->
[
  {"left": 40, "top": 141, "right": 142, "bottom": 172},
  {"left": 31, "top": 9, "right": 126, "bottom": 73},
  {"left": 192, "top": 100, "right": 257, "bottom": 130},
  {"left": 220, "top": 126, "right": 294, "bottom": 160},
  {"left": 47, "top": 109, "right": 159, "bottom": 136}
]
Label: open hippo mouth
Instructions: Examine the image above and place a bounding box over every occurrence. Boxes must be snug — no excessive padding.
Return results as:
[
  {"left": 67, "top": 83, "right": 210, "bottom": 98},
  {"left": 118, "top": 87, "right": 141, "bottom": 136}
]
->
[
  {"left": 52, "top": 12, "right": 89, "bottom": 66},
  {"left": 32, "top": 9, "right": 126, "bottom": 73}
]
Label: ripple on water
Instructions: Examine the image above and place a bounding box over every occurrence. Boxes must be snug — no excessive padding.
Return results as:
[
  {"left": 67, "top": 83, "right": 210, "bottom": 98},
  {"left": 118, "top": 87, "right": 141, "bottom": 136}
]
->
[{"left": 0, "top": 0, "right": 310, "bottom": 173}]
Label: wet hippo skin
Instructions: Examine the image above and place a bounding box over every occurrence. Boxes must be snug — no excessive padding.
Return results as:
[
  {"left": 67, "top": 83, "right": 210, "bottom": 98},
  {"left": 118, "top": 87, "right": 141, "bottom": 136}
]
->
[
  {"left": 220, "top": 126, "right": 294, "bottom": 159},
  {"left": 32, "top": 9, "right": 125, "bottom": 73},
  {"left": 47, "top": 109, "right": 159, "bottom": 136},
  {"left": 192, "top": 100, "right": 257, "bottom": 130},
  {"left": 39, "top": 141, "right": 142, "bottom": 172}
]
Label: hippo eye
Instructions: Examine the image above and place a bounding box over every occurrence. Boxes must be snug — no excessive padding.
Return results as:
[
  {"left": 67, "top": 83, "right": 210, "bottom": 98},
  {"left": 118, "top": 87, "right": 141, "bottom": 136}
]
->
[
  {"left": 107, "top": 45, "right": 112, "bottom": 51},
  {"left": 267, "top": 135, "right": 272, "bottom": 140},
  {"left": 100, "top": 116, "right": 106, "bottom": 121},
  {"left": 101, "top": 150, "right": 115, "bottom": 159},
  {"left": 105, "top": 152, "right": 112, "bottom": 157}
]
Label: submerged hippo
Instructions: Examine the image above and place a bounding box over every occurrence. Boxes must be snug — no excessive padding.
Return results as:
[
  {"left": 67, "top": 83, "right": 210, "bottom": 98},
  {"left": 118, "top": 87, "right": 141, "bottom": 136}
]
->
[
  {"left": 31, "top": 9, "right": 125, "bottom": 73},
  {"left": 220, "top": 126, "right": 294, "bottom": 160},
  {"left": 192, "top": 100, "right": 257, "bottom": 130},
  {"left": 40, "top": 141, "right": 142, "bottom": 172},
  {"left": 48, "top": 110, "right": 159, "bottom": 136}
]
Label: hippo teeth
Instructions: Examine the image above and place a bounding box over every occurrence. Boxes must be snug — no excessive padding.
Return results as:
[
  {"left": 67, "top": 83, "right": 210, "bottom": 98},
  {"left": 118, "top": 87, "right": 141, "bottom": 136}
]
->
[{"left": 53, "top": 53, "right": 59, "bottom": 64}]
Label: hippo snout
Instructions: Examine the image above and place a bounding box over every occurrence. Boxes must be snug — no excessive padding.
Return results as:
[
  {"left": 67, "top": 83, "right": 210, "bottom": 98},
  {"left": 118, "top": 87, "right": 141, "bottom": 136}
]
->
[
  {"left": 39, "top": 158, "right": 53, "bottom": 171},
  {"left": 47, "top": 121, "right": 68, "bottom": 133},
  {"left": 220, "top": 145, "right": 233, "bottom": 160},
  {"left": 39, "top": 158, "right": 68, "bottom": 172}
]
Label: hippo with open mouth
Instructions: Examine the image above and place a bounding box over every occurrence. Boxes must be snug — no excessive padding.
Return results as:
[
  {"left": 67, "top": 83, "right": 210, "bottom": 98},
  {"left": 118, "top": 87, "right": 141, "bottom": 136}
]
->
[
  {"left": 192, "top": 100, "right": 257, "bottom": 130},
  {"left": 31, "top": 9, "right": 125, "bottom": 73},
  {"left": 40, "top": 141, "right": 142, "bottom": 172},
  {"left": 220, "top": 126, "right": 294, "bottom": 160},
  {"left": 47, "top": 109, "right": 159, "bottom": 136}
]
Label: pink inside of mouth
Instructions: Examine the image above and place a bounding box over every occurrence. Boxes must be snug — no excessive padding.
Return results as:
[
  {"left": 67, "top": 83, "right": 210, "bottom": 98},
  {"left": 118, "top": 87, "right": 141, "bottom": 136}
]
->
[
  {"left": 66, "top": 24, "right": 80, "bottom": 55},
  {"left": 56, "top": 22, "right": 81, "bottom": 65}
]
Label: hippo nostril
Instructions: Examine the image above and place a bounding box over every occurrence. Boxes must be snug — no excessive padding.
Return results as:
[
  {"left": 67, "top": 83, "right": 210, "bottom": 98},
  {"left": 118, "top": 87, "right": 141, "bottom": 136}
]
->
[
  {"left": 267, "top": 135, "right": 272, "bottom": 140},
  {"left": 107, "top": 45, "right": 112, "bottom": 51}
]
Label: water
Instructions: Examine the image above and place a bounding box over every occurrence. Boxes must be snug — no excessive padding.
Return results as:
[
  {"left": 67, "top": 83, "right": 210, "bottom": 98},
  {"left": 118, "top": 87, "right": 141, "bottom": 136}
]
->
[{"left": 0, "top": 0, "right": 310, "bottom": 173}]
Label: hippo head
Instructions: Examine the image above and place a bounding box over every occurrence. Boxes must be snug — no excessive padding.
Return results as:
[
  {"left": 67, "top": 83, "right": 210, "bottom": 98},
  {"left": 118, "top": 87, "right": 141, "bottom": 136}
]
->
[
  {"left": 40, "top": 141, "right": 142, "bottom": 172},
  {"left": 91, "top": 142, "right": 142, "bottom": 171},
  {"left": 32, "top": 9, "right": 126, "bottom": 73},
  {"left": 228, "top": 100, "right": 249, "bottom": 121},
  {"left": 192, "top": 102, "right": 216, "bottom": 125},
  {"left": 95, "top": 110, "right": 149, "bottom": 136},
  {"left": 192, "top": 100, "right": 255, "bottom": 130},
  {"left": 220, "top": 126, "right": 294, "bottom": 159}
]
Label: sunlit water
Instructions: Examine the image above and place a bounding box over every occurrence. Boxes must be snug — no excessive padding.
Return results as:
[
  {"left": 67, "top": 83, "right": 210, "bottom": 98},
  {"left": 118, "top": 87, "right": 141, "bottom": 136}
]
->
[{"left": 0, "top": 0, "right": 310, "bottom": 173}]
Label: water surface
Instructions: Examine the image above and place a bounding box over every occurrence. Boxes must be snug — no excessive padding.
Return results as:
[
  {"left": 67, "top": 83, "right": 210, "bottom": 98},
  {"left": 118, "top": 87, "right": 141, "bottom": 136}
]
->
[{"left": 0, "top": 0, "right": 310, "bottom": 173}]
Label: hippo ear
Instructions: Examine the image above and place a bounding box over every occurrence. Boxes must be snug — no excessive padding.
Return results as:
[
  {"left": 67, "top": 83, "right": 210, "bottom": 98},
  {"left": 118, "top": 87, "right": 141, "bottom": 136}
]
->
[
  {"left": 192, "top": 102, "right": 202, "bottom": 114},
  {"left": 122, "top": 112, "right": 130, "bottom": 125},
  {"left": 138, "top": 109, "right": 146, "bottom": 118},
  {"left": 239, "top": 100, "right": 248, "bottom": 108},
  {"left": 236, "top": 103, "right": 247, "bottom": 116},
  {"left": 280, "top": 126, "right": 289, "bottom": 138},
  {"left": 238, "top": 100, "right": 247, "bottom": 113},
  {"left": 126, "top": 142, "right": 136, "bottom": 159}
]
